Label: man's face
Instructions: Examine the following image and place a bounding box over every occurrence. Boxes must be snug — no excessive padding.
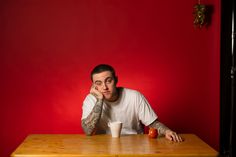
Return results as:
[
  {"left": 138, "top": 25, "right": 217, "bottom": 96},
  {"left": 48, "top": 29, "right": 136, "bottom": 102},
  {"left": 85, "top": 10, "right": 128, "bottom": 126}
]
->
[{"left": 92, "top": 71, "right": 117, "bottom": 101}]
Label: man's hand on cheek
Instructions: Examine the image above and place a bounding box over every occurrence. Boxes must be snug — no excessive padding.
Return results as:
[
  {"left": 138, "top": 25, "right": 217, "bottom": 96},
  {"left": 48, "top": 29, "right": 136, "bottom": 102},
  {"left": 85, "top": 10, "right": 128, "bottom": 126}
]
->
[{"left": 90, "top": 85, "right": 104, "bottom": 100}]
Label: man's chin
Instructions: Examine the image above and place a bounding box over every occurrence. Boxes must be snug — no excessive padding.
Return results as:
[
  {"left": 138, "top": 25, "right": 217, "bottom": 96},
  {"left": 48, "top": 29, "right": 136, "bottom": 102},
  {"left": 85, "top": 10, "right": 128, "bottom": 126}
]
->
[
  {"left": 104, "top": 95, "right": 115, "bottom": 102},
  {"left": 104, "top": 97, "right": 112, "bottom": 101}
]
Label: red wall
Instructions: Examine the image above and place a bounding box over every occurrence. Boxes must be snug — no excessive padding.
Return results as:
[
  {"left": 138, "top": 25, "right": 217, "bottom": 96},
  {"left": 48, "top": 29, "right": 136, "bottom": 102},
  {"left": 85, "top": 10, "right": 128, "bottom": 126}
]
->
[{"left": 0, "top": 0, "right": 220, "bottom": 156}]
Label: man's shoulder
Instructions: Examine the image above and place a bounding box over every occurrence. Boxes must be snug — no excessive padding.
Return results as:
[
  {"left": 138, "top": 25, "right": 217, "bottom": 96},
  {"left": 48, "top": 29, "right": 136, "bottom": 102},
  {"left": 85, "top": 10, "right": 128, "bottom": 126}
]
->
[{"left": 122, "top": 87, "right": 142, "bottom": 96}]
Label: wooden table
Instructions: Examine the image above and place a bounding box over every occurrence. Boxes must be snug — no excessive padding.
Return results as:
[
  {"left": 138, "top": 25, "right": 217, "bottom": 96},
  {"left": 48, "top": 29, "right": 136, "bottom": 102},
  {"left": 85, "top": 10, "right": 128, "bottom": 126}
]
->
[{"left": 11, "top": 134, "right": 218, "bottom": 157}]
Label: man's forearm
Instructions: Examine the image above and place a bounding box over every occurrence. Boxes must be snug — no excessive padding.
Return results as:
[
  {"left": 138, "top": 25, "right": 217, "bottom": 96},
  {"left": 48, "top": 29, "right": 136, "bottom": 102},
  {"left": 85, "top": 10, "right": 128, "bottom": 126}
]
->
[
  {"left": 81, "top": 99, "right": 103, "bottom": 135},
  {"left": 148, "top": 119, "right": 170, "bottom": 136}
]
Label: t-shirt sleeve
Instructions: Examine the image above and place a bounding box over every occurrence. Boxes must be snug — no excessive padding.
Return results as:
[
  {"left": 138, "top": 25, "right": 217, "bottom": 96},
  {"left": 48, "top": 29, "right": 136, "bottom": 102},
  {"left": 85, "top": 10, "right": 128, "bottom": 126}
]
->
[
  {"left": 137, "top": 93, "right": 158, "bottom": 126},
  {"left": 81, "top": 94, "right": 97, "bottom": 120}
]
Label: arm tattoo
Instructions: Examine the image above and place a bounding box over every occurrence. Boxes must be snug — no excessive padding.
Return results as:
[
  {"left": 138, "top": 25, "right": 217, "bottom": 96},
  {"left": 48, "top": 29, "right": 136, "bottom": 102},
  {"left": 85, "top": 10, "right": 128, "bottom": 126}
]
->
[
  {"left": 81, "top": 99, "right": 103, "bottom": 135},
  {"left": 148, "top": 119, "right": 170, "bottom": 136}
]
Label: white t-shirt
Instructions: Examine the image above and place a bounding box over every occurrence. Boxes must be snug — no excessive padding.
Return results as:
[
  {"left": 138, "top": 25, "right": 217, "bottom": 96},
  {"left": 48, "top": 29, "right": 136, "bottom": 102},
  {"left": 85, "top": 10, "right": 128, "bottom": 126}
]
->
[{"left": 81, "top": 88, "right": 158, "bottom": 134}]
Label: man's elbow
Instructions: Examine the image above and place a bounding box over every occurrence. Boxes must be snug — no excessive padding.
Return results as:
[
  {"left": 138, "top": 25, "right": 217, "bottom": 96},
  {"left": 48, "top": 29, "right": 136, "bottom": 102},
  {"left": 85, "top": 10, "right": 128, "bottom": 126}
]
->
[
  {"left": 85, "top": 132, "right": 93, "bottom": 136},
  {"left": 81, "top": 120, "right": 95, "bottom": 136},
  {"left": 83, "top": 127, "right": 93, "bottom": 136}
]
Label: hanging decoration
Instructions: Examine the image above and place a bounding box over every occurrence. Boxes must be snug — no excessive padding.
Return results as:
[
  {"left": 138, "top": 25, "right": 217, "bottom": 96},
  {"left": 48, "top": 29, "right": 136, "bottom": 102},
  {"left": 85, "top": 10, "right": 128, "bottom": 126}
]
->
[{"left": 193, "top": 0, "right": 207, "bottom": 28}]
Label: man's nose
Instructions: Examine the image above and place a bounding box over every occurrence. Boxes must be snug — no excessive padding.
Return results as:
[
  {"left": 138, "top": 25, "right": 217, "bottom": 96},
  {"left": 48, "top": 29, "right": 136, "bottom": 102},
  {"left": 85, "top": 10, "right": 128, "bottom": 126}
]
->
[{"left": 102, "top": 83, "right": 108, "bottom": 89}]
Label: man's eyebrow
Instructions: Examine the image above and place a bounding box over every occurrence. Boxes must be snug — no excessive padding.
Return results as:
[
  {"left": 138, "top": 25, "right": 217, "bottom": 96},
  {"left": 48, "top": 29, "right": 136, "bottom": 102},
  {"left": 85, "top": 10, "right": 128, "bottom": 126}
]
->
[
  {"left": 94, "top": 80, "right": 102, "bottom": 83},
  {"left": 94, "top": 77, "right": 113, "bottom": 83},
  {"left": 105, "top": 77, "right": 113, "bottom": 81}
]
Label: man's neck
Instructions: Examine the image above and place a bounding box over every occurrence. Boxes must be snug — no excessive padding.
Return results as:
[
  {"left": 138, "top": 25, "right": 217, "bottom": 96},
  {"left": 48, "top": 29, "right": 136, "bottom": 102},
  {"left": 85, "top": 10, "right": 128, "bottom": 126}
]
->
[{"left": 106, "top": 88, "right": 120, "bottom": 102}]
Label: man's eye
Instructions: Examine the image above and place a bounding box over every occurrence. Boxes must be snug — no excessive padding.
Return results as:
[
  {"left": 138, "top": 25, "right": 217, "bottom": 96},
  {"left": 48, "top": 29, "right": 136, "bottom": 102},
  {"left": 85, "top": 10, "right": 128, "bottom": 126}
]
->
[
  {"left": 106, "top": 79, "right": 113, "bottom": 84},
  {"left": 95, "top": 82, "right": 102, "bottom": 86}
]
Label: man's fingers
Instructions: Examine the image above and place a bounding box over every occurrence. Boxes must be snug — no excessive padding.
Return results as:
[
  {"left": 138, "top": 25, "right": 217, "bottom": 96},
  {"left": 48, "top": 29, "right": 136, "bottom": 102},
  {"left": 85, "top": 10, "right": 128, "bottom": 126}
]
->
[
  {"left": 171, "top": 133, "right": 183, "bottom": 142},
  {"left": 176, "top": 134, "right": 183, "bottom": 142},
  {"left": 166, "top": 131, "right": 183, "bottom": 142},
  {"left": 90, "top": 85, "right": 103, "bottom": 100}
]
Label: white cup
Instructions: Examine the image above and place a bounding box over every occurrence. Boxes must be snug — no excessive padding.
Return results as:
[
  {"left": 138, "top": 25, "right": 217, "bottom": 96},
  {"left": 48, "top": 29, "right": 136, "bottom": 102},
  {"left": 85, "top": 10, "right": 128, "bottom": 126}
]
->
[{"left": 108, "top": 121, "right": 122, "bottom": 138}]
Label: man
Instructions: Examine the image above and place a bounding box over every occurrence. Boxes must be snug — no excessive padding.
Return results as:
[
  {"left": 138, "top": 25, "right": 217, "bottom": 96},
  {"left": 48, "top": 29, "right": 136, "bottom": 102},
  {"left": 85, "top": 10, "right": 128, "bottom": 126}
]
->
[{"left": 81, "top": 64, "right": 182, "bottom": 142}]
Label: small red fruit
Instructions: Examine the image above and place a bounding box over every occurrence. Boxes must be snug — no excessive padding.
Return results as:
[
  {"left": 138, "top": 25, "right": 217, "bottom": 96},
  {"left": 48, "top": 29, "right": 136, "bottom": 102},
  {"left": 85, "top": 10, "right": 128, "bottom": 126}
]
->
[{"left": 148, "top": 128, "right": 158, "bottom": 138}]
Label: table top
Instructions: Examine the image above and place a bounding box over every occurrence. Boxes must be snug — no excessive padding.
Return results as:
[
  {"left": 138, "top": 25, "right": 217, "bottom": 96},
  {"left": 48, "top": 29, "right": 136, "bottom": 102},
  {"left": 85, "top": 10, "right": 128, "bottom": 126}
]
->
[{"left": 11, "top": 134, "right": 218, "bottom": 157}]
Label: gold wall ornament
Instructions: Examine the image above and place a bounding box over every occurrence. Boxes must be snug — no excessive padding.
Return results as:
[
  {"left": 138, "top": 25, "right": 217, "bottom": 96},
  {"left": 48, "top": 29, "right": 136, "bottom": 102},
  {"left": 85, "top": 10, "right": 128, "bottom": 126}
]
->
[{"left": 193, "top": 0, "right": 207, "bottom": 28}]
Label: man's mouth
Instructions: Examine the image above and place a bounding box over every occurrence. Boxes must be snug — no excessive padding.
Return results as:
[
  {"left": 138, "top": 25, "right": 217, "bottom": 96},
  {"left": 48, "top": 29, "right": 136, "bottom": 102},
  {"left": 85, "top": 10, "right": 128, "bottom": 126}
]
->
[{"left": 102, "top": 91, "right": 110, "bottom": 95}]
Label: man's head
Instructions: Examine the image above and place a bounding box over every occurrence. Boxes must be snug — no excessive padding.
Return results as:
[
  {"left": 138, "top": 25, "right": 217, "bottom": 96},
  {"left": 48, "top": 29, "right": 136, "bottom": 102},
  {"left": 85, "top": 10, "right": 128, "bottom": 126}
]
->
[{"left": 91, "top": 64, "right": 118, "bottom": 101}]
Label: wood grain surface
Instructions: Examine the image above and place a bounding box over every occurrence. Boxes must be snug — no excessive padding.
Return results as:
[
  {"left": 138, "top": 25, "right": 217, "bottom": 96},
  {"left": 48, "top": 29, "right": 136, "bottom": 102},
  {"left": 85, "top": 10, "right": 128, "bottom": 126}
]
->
[{"left": 11, "top": 134, "right": 218, "bottom": 157}]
